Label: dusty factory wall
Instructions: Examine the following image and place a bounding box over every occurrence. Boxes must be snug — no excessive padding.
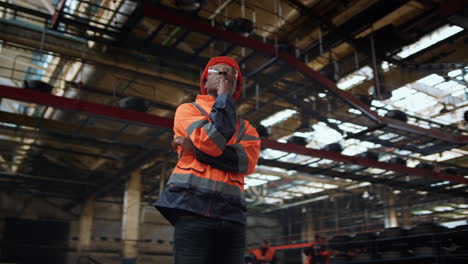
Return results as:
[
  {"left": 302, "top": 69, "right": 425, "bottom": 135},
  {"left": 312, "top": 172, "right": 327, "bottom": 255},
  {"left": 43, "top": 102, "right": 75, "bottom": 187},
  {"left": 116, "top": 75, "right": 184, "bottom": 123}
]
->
[
  {"left": 246, "top": 215, "right": 282, "bottom": 247},
  {"left": 0, "top": 192, "right": 76, "bottom": 264},
  {"left": 1, "top": 191, "right": 282, "bottom": 264},
  {"left": 0, "top": 192, "right": 174, "bottom": 264},
  {"left": 67, "top": 202, "right": 174, "bottom": 264}
]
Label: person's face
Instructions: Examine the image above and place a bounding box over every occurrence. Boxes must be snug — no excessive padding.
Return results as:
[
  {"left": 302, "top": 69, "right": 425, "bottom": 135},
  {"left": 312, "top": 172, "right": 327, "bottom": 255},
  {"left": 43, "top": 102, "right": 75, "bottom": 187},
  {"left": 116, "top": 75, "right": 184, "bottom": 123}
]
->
[{"left": 204, "top": 63, "right": 237, "bottom": 96}]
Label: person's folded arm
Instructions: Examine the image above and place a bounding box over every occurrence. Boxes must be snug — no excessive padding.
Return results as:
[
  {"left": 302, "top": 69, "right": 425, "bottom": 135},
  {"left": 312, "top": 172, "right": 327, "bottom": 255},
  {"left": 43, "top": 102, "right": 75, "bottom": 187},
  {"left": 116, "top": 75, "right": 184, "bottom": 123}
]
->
[
  {"left": 174, "top": 93, "right": 236, "bottom": 157},
  {"left": 194, "top": 120, "right": 261, "bottom": 174}
]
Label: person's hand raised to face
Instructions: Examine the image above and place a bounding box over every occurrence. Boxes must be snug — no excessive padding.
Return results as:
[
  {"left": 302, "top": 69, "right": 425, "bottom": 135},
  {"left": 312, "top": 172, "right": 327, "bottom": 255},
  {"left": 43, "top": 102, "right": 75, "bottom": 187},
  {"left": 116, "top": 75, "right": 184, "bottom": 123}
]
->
[{"left": 205, "top": 64, "right": 237, "bottom": 97}]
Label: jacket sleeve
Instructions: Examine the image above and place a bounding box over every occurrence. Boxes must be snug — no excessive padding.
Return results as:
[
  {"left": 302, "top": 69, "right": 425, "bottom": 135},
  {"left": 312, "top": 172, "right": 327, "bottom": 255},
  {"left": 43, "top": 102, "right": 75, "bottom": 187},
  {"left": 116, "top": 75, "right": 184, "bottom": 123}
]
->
[
  {"left": 194, "top": 120, "right": 261, "bottom": 174},
  {"left": 174, "top": 94, "right": 236, "bottom": 157}
]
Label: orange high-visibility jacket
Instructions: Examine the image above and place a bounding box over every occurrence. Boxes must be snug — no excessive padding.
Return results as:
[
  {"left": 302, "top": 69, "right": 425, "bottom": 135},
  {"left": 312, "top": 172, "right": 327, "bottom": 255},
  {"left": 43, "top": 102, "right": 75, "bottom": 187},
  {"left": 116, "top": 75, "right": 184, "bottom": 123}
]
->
[
  {"left": 252, "top": 247, "right": 275, "bottom": 263},
  {"left": 155, "top": 94, "right": 261, "bottom": 224}
]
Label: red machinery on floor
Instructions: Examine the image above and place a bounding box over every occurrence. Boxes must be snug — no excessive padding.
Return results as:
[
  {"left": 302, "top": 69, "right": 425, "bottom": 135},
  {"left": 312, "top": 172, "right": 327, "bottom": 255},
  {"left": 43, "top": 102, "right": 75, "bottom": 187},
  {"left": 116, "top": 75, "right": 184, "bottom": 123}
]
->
[{"left": 248, "top": 241, "right": 330, "bottom": 264}]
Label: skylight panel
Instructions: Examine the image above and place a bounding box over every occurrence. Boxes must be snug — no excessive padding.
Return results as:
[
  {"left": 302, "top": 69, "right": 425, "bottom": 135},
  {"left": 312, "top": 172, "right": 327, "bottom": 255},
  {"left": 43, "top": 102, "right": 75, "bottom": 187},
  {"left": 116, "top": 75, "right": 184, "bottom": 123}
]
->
[
  {"left": 341, "top": 138, "right": 374, "bottom": 156},
  {"left": 306, "top": 182, "right": 324, "bottom": 187},
  {"left": 371, "top": 100, "right": 386, "bottom": 107},
  {"left": 260, "top": 109, "right": 297, "bottom": 127},
  {"left": 377, "top": 108, "right": 389, "bottom": 116},
  {"left": 261, "top": 148, "right": 289, "bottom": 160},
  {"left": 422, "top": 149, "right": 465, "bottom": 162},
  {"left": 393, "top": 92, "right": 438, "bottom": 113},
  {"left": 278, "top": 153, "right": 311, "bottom": 164},
  {"left": 322, "top": 183, "right": 338, "bottom": 189},
  {"left": 311, "top": 123, "right": 343, "bottom": 146},
  {"left": 434, "top": 80, "right": 463, "bottom": 91},
  {"left": 256, "top": 165, "right": 288, "bottom": 173},
  {"left": 417, "top": 74, "right": 445, "bottom": 86},
  {"left": 446, "top": 184, "right": 465, "bottom": 190},
  {"left": 306, "top": 182, "right": 338, "bottom": 189},
  {"left": 448, "top": 69, "right": 462, "bottom": 77},
  {"left": 249, "top": 173, "right": 281, "bottom": 181},
  {"left": 278, "top": 184, "right": 293, "bottom": 190},
  {"left": 452, "top": 89, "right": 467, "bottom": 97},
  {"left": 366, "top": 168, "right": 386, "bottom": 174},
  {"left": 397, "top": 25, "right": 463, "bottom": 58},
  {"left": 292, "top": 131, "right": 315, "bottom": 138},
  {"left": 433, "top": 106, "right": 467, "bottom": 125},
  {"left": 263, "top": 198, "right": 283, "bottom": 204},
  {"left": 377, "top": 132, "right": 399, "bottom": 141},
  {"left": 412, "top": 209, "right": 433, "bottom": 215},
  {"left": 308, "top": 162, "right": 320, "bottom": 167},
  {"left": 433, "top": 206, "right": 454, "bottom": 212},
  {"left": 287, "top": 186, "right": 322, "bottom": 194},
  {"left": 430, "top": 181, "right": 450, "bottom": 187},
  {"left": 338, "top": 122, "right": 367, "bottom": 133},
  {"left": 316, "top": 159, "right": 334, "bottom": 165},
  {"left": 390, "top": 86, "right": 417, "bottom": 101},
  {"left": 245, "top": 178, "right": 268, "bottom": 188},
  {"left": 271, "top": 191, "right": 293, "bottom": 199},
  {"left": 337, "top": 66, "right": 374, "bottom": 90},
  {"left": 348, "top": 108, "right": 362, "bottom": 115},
  {"left": 381, "top": 61, "right": 394, "bottom": 72},
  {"left": 299, "top": 157, "right": 320, "bottom": 165}
]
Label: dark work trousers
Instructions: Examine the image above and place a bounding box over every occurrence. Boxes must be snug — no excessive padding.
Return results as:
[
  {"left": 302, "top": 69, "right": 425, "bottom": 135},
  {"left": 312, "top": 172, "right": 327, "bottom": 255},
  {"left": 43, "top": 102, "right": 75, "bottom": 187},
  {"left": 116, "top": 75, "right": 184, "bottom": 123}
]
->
[{"left": 173, "top": 213, "right": 246, "bottom": 264}]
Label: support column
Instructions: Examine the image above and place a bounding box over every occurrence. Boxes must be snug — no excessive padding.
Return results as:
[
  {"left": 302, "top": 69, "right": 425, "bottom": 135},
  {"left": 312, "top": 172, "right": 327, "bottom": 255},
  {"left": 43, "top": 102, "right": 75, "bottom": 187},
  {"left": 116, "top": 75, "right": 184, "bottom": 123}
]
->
[
  {"left": 401, "top": 192, "right": 412, "bottom": 227},
  {"left": 302, "top": 211, "right": 316, "bottom": 242},
  {"left": 122, "top": 169, "right": 142, "bottom": 264},
  {"left": 383, "top": 188, "right": 398, "bottom": 228},
  {"left": 78, "top": 198, "right": 94, "bottom": 252},
  {"left": 402, "top": 208, "right": 412, "bottom": 228},
  {"left": 301, "top": 211, "right": 316, "bottom": 264}
]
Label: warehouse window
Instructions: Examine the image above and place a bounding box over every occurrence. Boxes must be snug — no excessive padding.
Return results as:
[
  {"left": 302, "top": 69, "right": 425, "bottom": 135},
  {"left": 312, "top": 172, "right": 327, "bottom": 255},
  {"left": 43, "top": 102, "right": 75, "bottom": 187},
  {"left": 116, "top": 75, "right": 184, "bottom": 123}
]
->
[
  {"left": 260, "top": 109, "right": 297, "bottom": 127},
  {"left": 397, "top": 25, "right": 464, "bottom": 58},
  {"left": 337, "top": 66, "right": 373, "bottom": 90},
  {"left": 245, "top": 178, "right": 268, "bottom": 188}
]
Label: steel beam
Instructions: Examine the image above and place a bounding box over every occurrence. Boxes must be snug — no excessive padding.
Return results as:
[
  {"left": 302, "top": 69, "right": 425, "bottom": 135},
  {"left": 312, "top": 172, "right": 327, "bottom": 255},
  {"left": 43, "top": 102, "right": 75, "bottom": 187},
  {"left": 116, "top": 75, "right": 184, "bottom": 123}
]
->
[
  {"left": 141, "top": 5, "right": 382, "bottom": 122},
  {"left": 260, "top": 139, "right": 468, "bottom": 184},
  {"left": 383, "top": 117, "right": 466, "bottom": 145},
  {"left": 0, "top": 85, "right": 173, "bottom": 129},
  {"left": 51, "top": 0, "right": 66, "bottom": 29},
  {"left": 0, "top": 110, "right": 163, "bottom": 149},
  {"left": 1, "top": 85, "right": 467, "bottom": 185},
  {"left": 141, "top": 4, "right": 468, "bottom": 144}
]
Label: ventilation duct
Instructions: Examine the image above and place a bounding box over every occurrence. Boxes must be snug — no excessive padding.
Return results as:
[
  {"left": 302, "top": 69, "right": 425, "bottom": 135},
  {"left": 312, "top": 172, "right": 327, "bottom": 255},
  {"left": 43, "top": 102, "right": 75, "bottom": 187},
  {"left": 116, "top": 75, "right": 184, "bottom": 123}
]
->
[
  {"left": 441, "top": 167, "right": 461, "bottom": 175},
  {"left": 22, "top": 80, "right": 53, "bottom": 93},
  {"left": 415, "top": 162, "right": 434, "bottom": 170},
  {"left": 297, "top": 115, "right": 313, "bottom": 133},
  {"left": 384, "top": 110, "right": 408, "bottom": 122},
  {"left": 224, "top": 18, "right": 254, "bottom": 36},
  {"left": 119, "top": 97, "right": 150, "bottom": 112},
  {"left": 354, "top": 94, "right": 372, "bottom": 106},
  {"left": 287, "top": 136, "right": 307, "bottom": 146},
  {"left": 323, "top": 143, "right": 343, "bottom": 153},
  {"left": 358, "top": 151, "right": 379, "bottom": 160},
  {"left": 174, "top": 0, "right": 205, "bottom": 13},
  {"left": 387, "top": 157, "right": 406, "bottom": 166}
]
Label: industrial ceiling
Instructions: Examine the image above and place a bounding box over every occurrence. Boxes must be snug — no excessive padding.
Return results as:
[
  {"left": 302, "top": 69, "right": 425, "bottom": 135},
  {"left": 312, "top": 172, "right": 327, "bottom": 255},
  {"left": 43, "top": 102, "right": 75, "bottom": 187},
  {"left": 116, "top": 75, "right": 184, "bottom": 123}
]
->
[{"left": 0, "top": 0, "right": 467, "bottom": 228}]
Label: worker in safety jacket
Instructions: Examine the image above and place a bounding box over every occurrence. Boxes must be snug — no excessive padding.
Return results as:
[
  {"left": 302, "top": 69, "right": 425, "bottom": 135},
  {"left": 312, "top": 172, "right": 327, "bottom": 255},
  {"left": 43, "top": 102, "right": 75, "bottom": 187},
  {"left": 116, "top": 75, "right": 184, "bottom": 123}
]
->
[
  {"left": 252, "top": 240, "right": 276, "bottom": 264},
  {"left": 155, "top": 56, "right": 261, "bottom": 264}
]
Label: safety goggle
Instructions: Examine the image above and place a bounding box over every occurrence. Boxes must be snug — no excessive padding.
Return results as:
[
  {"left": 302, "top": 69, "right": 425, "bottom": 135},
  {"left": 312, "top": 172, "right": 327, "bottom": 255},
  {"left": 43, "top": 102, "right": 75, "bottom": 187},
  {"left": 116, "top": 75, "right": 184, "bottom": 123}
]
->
[{"left": 208, "top": 65, "right": 238, "bottom": 79}]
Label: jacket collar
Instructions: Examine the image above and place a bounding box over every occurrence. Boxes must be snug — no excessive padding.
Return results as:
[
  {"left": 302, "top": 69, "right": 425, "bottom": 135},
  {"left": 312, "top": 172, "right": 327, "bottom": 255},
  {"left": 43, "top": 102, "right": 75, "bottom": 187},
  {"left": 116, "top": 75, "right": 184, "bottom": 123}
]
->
[{"left": 195, "top": 95, "right": 216, "bottom": 105}]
